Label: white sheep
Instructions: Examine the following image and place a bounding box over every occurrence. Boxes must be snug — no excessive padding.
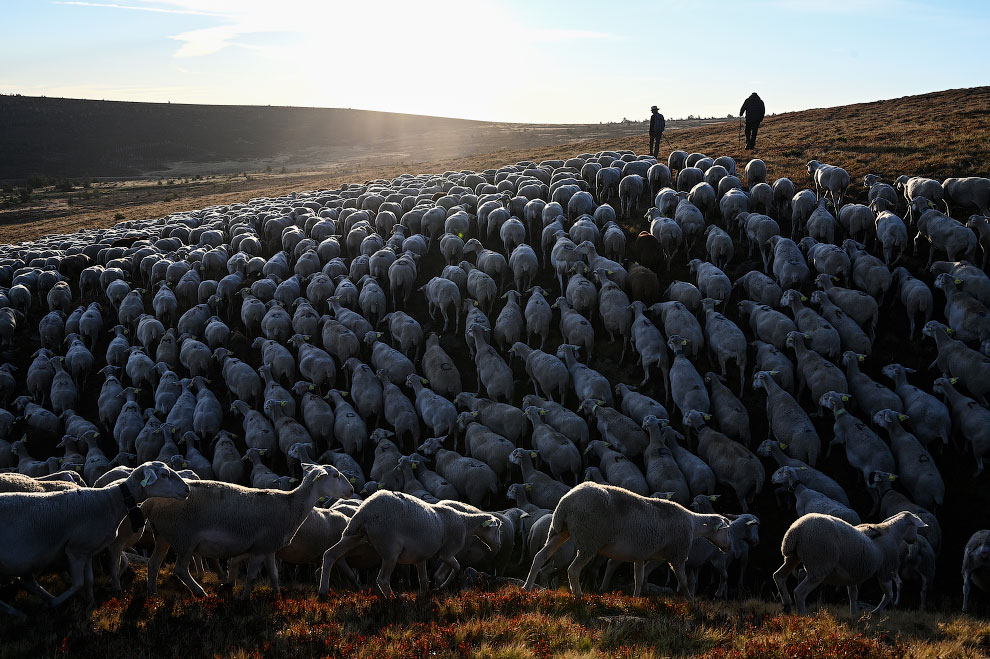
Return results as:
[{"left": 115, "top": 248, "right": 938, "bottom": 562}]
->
[
  {"left": 144, "top": 464, "right": 353, "bottom": 599},
  {"left": 773, "top": 511, "right": 926, "bottom": 616},
  {"left": 317, "top": 490, "right": 501, "bottom": 597},
  {"left": 523, "top": 481, "right": 730, "bottom": 597},
  {"left": 0, "top": 461, "right": 188, "bottom": 616}
]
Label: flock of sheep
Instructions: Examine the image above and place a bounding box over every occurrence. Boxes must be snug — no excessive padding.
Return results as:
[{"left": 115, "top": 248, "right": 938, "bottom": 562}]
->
[{"left": 1, "top": 148, "right": 990, "bottom": 621}]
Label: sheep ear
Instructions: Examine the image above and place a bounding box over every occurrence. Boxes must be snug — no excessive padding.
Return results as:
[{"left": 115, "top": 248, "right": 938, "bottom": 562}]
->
[
  {"left": 709, "top": 495, "right": 720, "bottom": 501},
  {"left": 481, "top": 518, "right": 493, "bottom": 527},
  {"left": 140, "top": 467, "right": 158, "bottom": 487},
  {"left": 745, "top": 519, "right": 758, "bottom": 526},
  {"left": 315, "top": 469, "right": 327, "bottom": 481}
]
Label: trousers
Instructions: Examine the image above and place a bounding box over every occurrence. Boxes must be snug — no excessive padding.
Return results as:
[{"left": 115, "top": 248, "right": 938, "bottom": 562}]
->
[
  {"left": 649, "top": 134, "right": 662, "bottom": 158},
  {"left": 745, "top": 121, "right": 761, "bottom": 149}
]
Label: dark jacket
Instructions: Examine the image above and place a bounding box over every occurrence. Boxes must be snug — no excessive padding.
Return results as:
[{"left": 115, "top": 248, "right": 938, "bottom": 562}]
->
[
  {"left": 649, "top": 113, "right": 665, "bottom": 136},
  {"left": 740, "top": 94, "right": 765, "bottom": 124}
]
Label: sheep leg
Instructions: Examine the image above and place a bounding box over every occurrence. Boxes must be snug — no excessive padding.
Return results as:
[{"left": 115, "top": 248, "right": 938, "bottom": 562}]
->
[
  {"left": 265, "top": 553, "right": 280, "bottom": 596},
  {"left": 318, "top": 534, "right": 366, "bottom": 596},
  {"left": 239, "top": 554, "right": 265, "bottom": 600},
  {"left": 416, "top": 561, "right": 431, "bottom": 592},
  {"left": 773, "top": 555, "right": 800, "bottom": 610},
  {"left": 632, "top": 560, "right": 647, "bottom": 598},
  {"left": 523, "top": 530, "right": 570, "bottom": 590},
  {"left": 871, "top": 579, "right": 895, "bottom": 614},
  {"left": 437, "top": 556, "right": 461, "bottom": 590},
  {"left": 565, "top": 549, "right": 595, "bottom": 598},
  {"left": 84, "top": 557, "right": 95, "bottom": 606},
  {"left": 792, "top": 572, "right": 823, "bottom": 616},
  {"left": 21, "top": 574, "right": 55, "bottom": 605},
  {"left": 669, "top": 560, "right": 692, "bottom": 600},
  {"left": 48, "top": 550, "right": 88, "bottom": 608},
  {"left": 146, "top": 540, "right": 170, "bottom": 595},
  {"left": 847, "top": 585, "right": 860, "bottom": 616},
  {"left": 375, "top": 556, "right": 397, "bottom": 597},
  {"left": 172, "top": 551, "right": 208, "bottom": 598},
  {"left": 964, "top": 573, "right": 973, "bottom": 612}
]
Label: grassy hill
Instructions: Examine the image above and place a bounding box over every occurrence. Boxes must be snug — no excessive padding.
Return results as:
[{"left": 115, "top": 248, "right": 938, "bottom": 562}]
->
[
  {"left": 2, "top": 86, "right": 986, "bottom": 243},
  {"left": 0, "top": 95, "right": 661, "bottom": 181}
]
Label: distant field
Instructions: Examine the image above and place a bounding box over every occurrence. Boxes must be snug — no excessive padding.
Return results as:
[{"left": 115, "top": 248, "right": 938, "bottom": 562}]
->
[{"left": 1, "top": 86, "right": 986, "bottom": 244}]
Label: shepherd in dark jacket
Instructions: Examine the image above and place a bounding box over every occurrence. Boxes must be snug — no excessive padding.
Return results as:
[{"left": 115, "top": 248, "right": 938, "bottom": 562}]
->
[
  {"left": 648, "top": 105, "right": 665, "bottom": 158},
  {"left": 739, "top": 93, "right": 765, "bottom": 150}
]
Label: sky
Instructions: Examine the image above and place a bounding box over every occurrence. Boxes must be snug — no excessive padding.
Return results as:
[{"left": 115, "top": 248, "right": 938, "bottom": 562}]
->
[{"left": 1, "top": 0, "right": 988, "bottom": 124}]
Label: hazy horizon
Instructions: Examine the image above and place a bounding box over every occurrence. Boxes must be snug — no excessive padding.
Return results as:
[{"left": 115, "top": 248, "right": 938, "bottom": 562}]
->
[{"left": 2, "top": 0, "right": 989, "bottom": 124}]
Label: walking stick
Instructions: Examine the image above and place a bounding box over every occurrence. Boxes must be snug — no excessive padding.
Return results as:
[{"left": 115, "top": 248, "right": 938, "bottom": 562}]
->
[{"left": 738, "top": 117, "right": 742, "bottom": 146}]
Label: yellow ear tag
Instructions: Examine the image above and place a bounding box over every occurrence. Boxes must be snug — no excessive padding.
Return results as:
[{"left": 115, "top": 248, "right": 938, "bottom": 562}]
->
[{"left": 681, "top": 339, "right": 687, "bottom": 345}]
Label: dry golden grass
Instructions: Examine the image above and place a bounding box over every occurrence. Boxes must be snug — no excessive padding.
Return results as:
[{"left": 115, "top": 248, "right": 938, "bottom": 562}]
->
[
  {"left": 5, "top": 569, "right": 990, "bottom": 659},
  {"left": 3, "top": 86, "right": 987, "bottom": 244}
]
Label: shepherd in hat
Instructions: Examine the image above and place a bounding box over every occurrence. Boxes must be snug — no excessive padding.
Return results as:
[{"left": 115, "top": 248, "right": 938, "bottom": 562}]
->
[{"left": 648, "top": 105, "right": 665, "bottom": 159}]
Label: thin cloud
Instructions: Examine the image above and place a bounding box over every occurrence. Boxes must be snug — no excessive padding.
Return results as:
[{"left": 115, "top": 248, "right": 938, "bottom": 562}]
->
[{"left": 54, "top": 1, "right": 224, "bottom": 16}]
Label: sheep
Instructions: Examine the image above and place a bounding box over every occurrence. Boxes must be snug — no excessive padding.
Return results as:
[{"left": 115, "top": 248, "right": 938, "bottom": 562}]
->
[
  {"left": 524, "top": 286, "right": 553, "bottom": 350},
  {"left": 649, "top": 216, "right": 684, "bottom": 268},
  {"left": 673, "top": 197, "right": 705, "bottom": 253},
  {"left": 752, "top": 370, "right": 820, "bottom": 467},
  {"left": 618, "top": 174, "right": 645, "bottom": 218},
  {"left": 772, "top": 177, "right": 796, "bottom": 220},
  {"left": 523, "top": 481, "right": 731, "bottom": 597},
  {"left": 455, "top": 393, "right": 527, "bottom": 446},
  {"left": 737, "top": 300, "right": 796, "bottom": 352},
  {"left": 689, "top": 260, "right": 731, "bottom": 303},
  {"left": 557, "top": 344, "right": 613, "bottom": 406},
  {"left": 932, "top": 377, "right": 990, "bottom": 475},
  {"left": 787, "top": 331, "right": 848, "bottom": 413},
  {"left": 820, "top": 391, "right": 894, "bottom": 489},
  {"left": 893, "top": 534, "right": 936, "bottom": 610},
  {"left": 595, "top": 273, "right": 632, "bottom": 361},
  {"left": 585, "top": 439, "right": 649, "bottom": 495},
  {"left": 627, "top": 301, "right": 671, "bottom": 397},
  {"left": 404, "top": 374, "right": 457, "bottom": 439},
  {"left": 757, "top": 440, "right": 849, "bottom": 506},
  {"left": 864, "top": 174, "right": 899, "bottom": 211},
  {"left": 0, "top": 461, "right": 189, "bottom": 615},
  {"left": 718, "top": 188, "right": 750, "bottom": 231},
  {"left": 815, "top": 273, "right": 878, "bottom": 338},
  {"left": 834, "top": 205, "right": 875, "bottom": 253},
  {"left": 749, "top": 182, "right": 774, "bottom": 217},
  {"left": 420, "top": 276, "right": 461, "bottom": 331},
  {"left": 744, "top": 158, "right": 767, "bottom": 188},
  {"left": 774, "top": 511, "right": 926, "bottom": 616},
  {"left": 874, "top": 209, "right": 908, "bottom": 266},
  {"left": 683, "top": 410, "right": 764, "bottom": 513},
  {"left": 933, "top": 273, "right": 990, "bottom": 343},
  {"left": 703, "top": 373, "right": 750, "bottom": 446},
  {"left": 872, "top": 409, "right": 943, "bottom": 512},
  {"left": 509, "top": 342, "right": 568, "bottom": 403},
  {"left": 923, "top": 321, "right": 990, "bottom": 405},
  {"left": 457, "top": 414, "right": 515, "bottom": 480},
  {"left": 912, "top": 197, "right": 978, "bottom": 265},
  {"left": 962, "top": 530, "right": 990, "bottom": 612},
  {"left": 651, "top": 301, "right": 703, "bottom": 359},
  {"left": 643, "top": 427, "right": 691, "bottom": 505},
  {"left": 318, "top": 491, "right": 501, "bottom": 597},
  {"left": 768, "top": 236, "right": 811, "bottom": 291},
  {"left": 733, "top": 270, "right": 782, "bottom": 309},
  {"left": 772, "top": 466, "right": 860, "bottom": 525},
  {"left": 943, "top": 177, "right": 990, "bottom": 217},
  {"left": 879, "top": 363, "right": 949, "bottom": 450},
  {"left": 807, "top": 160, "right": 850, "bottom": 209},
  {"left": 867, "top": 471, "right": 941, "bottom": 555},
  {"left": 145, "top": 464, "right": 352, "bottom": 598},
  {"left": 0, "top": 472, "right": 80, "bottom": 493},
  {"left": 666, "top": 335, "right": 709, "bottom": 421},
  {"left": 417, "top": 437, "right": 498, "bottom": 508},
  {"left": 799, "top": 237, "right": 850, "bottom": 285},
  {"left": 564, "top": 262, "right": 598, "bottom": 318},
  {"left": 507, "top": 447, "right": 571, "bottom": 509},
  {"left": 662, "top": 280, "right": 702, "bottom": 314},
  {"left": 807, "top": 291, "right": 872, "bottom": 356},
  {"left": 838, "top": 352, "right": 902, "bottom": 423},
  {"left": 804, "top": 199, "right": 837, "bottom": 244},
  {"left": 897, "top": 176, "right": 948, "bottom": 218},
  {"left": 790, "top": 189, "right": 818, "bottom": 239},
  {"left": 523, "top": 407, "right": 581, "bottom": 484},
  {"left": 522, "top": 394, "right": 589, "bottom": 448},
  {"left": 966, "top": 215, "right": 990, "bottom": 270},
  {"left": 930, "top": 260, "right": 990, "bottom": 306}
]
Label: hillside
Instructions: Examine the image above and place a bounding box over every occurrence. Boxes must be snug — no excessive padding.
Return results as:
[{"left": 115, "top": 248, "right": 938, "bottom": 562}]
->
[
  {"left": 2, "top": 86, "right": 987, "bottom": 244},
  {"left": 0, "top": 95, "right": 659, "bottom": 180}
]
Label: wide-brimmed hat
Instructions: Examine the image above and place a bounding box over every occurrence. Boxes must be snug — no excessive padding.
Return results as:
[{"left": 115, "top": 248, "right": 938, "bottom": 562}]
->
[{"left": 650, "top": 105, "right": 658, "bottom": 111}]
